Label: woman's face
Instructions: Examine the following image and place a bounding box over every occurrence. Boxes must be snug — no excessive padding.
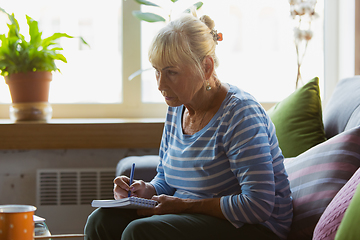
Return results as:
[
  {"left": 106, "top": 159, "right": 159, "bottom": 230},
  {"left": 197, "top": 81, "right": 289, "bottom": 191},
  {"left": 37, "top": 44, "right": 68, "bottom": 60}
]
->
[{"left": 154, "top": 63, "right": 204, "bottom": 107}]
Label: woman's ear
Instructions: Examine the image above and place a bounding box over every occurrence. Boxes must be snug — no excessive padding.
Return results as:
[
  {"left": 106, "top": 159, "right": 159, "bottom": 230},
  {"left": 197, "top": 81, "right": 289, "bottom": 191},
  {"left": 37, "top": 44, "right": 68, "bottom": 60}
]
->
[{"left": 203, "top": 56, "right": 214, "bottom": 80}]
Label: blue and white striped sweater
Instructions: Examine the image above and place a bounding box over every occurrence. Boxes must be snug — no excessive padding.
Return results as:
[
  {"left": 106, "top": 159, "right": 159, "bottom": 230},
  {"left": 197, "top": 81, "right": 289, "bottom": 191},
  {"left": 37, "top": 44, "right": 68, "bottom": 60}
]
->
[{"left": 150, "top": 84, "right": 293, "bottom": 239}]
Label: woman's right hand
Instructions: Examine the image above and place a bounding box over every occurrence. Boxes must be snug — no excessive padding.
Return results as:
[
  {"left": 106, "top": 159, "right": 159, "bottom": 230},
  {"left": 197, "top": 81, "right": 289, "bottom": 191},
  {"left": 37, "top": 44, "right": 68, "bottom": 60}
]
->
[
  {"left": 113, "top": 176, "right": 156, "bottom": 200},
  {"left": 113, "top": 176, "right": 132, "bottom": 200}
]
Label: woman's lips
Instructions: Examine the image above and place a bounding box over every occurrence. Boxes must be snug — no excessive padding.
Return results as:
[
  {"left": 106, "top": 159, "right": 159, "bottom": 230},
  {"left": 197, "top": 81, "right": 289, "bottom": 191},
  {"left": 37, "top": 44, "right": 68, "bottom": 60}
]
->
[{"left": 162, "top": 92, "right": 175, "bottom": 101}]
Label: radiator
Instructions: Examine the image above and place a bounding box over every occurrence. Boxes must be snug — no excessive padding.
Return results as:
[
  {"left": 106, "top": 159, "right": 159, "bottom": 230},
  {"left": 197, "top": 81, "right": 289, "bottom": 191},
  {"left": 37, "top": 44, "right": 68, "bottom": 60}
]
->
[{"left": 36, "top": 168, "right": 115, "bottom": 234}]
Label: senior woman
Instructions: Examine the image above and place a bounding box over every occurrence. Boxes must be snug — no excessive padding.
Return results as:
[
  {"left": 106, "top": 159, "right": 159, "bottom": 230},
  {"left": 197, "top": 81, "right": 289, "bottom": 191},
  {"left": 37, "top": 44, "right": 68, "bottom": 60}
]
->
[{"left": 84, "top": 12, "right": 293, "bottom": 240}]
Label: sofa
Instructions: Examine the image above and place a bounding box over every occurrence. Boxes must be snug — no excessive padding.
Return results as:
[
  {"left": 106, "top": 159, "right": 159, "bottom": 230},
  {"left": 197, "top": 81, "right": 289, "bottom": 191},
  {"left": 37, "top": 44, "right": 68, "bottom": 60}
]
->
[{"left": 116, "top": 76, "right": 360, "bottom": 240}]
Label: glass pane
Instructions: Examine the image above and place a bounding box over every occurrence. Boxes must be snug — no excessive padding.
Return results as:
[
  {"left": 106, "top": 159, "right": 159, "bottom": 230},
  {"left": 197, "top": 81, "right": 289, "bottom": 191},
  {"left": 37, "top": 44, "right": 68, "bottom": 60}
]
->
[
  {"left": 140, "top": 11, "right": 167, "bottom": 103},
  {"left": 0, "top": 0, "right": 122, "bottom": 104},
  {"left": 141, "top": 0, "right": 324, "bottom": 103}
]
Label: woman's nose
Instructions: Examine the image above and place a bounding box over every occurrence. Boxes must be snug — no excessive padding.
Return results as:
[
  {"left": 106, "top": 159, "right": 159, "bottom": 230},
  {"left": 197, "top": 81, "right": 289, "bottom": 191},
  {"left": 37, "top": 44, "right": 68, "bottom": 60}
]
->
[{"left": 157, "top": 73, "right": 166, "bottom": 91}]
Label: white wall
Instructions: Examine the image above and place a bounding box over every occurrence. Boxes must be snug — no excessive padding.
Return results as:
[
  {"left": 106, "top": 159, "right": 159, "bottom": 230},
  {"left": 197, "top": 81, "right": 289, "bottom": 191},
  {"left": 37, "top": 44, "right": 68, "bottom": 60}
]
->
[{"left": 0, "top": 148, "right": 158, "bottom": 233}]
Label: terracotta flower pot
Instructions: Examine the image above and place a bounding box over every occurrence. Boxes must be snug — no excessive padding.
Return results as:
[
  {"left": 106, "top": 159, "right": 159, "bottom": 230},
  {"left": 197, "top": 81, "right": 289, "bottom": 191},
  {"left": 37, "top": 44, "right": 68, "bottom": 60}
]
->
[
  {"left": 5, "top": 71, "right": 52, "bottom": 103},
  {"left": 4, "top": 71, "right": 53, "bottom": 121}
]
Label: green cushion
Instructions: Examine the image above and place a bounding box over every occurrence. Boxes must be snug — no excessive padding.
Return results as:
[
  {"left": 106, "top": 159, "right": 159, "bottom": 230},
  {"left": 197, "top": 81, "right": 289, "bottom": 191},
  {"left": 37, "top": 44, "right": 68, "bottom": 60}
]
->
[
  {"left": 267, "top": 77, "right": 326, "bottom": 158},
  {"left": 335, "top": 183, "right": 360, "bottom": 240}
]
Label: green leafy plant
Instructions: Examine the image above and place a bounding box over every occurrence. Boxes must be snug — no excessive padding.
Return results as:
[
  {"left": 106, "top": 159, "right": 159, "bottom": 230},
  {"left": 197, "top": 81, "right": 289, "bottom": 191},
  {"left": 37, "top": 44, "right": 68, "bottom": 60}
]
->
[{"left": 0, "top": 8, "right": 88, "bottom": 77}]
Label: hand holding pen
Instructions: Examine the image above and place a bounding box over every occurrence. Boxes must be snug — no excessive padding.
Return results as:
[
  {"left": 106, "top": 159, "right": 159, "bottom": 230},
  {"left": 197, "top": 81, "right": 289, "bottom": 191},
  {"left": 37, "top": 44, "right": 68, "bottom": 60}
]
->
[
  {"left": 113, "top": 163, "right": 136, "bottom": 199},
  {"left": 113, "top": 162, "right": 156, "bottom": 200}
]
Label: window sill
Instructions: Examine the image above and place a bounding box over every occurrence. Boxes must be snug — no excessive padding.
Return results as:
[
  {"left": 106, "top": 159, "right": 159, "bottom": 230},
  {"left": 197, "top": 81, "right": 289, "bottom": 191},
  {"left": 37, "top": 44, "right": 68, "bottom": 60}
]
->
[{"left": 0, "top": 118, "right": 164, "bottom": 150}]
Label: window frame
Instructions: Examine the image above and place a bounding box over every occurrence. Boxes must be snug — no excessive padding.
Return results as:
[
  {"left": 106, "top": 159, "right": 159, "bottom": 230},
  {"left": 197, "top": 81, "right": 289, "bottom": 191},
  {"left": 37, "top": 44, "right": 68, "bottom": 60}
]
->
[
  {"left": 323, "top": 0, "right": 355, "bottom": 106},
  {"left": 356, "top": 0, "right": 360, "bottom": 75},
  {"left": 0, "top": 0, "right": 355, "bottom": 119}
]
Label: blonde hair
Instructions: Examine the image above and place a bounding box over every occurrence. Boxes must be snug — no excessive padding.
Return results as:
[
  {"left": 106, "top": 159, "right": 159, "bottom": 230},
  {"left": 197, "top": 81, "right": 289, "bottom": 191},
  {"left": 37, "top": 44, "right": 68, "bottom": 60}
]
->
[{"left": 148, "top": 13, "right": 219, "bottom": 78}]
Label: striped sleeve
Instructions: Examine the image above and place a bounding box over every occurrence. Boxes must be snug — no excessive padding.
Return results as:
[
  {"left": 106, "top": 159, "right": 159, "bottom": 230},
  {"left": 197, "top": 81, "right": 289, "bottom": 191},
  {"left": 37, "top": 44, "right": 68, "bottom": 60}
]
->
[{"left": 220, "top": 101, "right": 276, "bottom": 226}]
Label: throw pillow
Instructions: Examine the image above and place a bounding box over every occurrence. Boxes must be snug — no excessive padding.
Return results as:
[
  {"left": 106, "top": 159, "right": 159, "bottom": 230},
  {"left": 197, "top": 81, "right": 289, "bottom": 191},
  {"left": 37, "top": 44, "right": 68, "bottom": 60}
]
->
[
  {"left": 335, "top": 182, "right": 360, "bottom": 240},
  {"left": 312, "top": 167, "right": 360, "bottom": 240},
  {"left": 267, "top": 77, "right": 326, "bottom": 158},
  {"left": 323, "top": 76, "right": 360, "bottom": 139},
  {"left": 283, "top": 126, "right": 360, "bottom": 240}
]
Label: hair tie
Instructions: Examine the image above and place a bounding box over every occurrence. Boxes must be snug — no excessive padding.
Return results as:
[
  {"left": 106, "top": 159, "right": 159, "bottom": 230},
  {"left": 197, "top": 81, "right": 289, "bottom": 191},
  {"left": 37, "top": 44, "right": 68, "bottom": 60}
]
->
[
  {"left": 210, "top": 30, "right": 223, "bottom": 44},
  {"left": 217, "top": 33, "right": 223, "bottom": 41}
]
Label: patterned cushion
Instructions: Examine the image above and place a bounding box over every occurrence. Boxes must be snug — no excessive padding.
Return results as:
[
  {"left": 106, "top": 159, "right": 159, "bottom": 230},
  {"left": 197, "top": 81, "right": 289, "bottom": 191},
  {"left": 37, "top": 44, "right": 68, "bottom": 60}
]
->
[
  {"left": 313, "top": 167, "right": 360, "bottom": 240},
  {"left": 284, "top": 126, "right": 360, "bottom": 240},
  {"left": 335, "top": 180, "right": 360, "bottom": 239}
]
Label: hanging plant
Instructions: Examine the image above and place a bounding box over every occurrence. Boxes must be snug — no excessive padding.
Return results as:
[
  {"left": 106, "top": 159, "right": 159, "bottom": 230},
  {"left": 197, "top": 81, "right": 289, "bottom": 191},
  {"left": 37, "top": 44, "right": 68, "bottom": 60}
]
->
[
  {"left": 132, "top": 0, "right": 203, "bottom": 23},
  {"left": 129, "top": 0, "right": 203, "bottom": 80}
]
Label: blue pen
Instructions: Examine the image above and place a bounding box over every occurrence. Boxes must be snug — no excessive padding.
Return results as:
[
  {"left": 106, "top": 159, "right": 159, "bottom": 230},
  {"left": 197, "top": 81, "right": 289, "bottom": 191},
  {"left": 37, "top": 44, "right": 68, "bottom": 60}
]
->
[{"left": 128, "top": 163, "right": 135, "bottom": 197}]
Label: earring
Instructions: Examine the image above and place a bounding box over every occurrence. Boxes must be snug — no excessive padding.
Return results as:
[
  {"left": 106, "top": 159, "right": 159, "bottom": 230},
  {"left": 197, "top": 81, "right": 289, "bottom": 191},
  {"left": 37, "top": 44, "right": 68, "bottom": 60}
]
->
[{"left": 206, "top": 81, "right": 212, "bottom": 91}]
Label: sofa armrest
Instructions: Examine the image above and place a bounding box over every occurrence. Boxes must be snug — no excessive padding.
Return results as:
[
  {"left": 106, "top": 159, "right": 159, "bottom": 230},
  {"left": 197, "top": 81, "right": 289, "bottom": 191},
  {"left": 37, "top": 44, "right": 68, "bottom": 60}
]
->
[{"left": 116, "top": 155, "right": 159, "bottom": 182}]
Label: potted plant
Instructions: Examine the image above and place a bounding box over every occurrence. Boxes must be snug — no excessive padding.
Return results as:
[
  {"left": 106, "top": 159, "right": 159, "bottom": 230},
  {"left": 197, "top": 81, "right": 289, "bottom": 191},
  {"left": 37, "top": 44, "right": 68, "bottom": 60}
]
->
[{"left": 0, "top": 8, "right": 87, "bottom": 121}]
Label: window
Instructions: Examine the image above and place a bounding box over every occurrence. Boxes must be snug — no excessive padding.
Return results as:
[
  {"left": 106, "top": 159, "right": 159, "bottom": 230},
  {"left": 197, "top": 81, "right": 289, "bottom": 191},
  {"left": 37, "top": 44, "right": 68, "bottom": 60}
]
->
[
  {"left": 141, "top": 0, "right": 324, "bottom": 103},
  {"left": 0, "top": 0, "right": 352, "bottom": 119}
]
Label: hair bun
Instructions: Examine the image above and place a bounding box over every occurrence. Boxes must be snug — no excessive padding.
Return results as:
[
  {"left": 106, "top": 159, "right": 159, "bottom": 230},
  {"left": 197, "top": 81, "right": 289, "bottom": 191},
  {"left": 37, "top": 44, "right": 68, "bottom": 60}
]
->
[{"left": 200, "top": 15, "right": 215, "bottom": 30}]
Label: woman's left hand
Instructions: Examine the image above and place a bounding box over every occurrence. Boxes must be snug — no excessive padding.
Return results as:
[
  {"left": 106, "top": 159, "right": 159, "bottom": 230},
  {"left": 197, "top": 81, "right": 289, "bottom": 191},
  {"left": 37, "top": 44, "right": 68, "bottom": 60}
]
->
[{"left": 137, "top": 194, "right": 187, "bottom": 216}]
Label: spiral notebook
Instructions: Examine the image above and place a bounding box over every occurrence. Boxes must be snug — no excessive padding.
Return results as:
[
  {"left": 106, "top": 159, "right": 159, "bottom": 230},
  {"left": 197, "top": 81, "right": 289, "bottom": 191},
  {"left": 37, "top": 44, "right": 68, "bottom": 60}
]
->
[{"left": 91, "top": 197, "right": 158, "bottom": 209}]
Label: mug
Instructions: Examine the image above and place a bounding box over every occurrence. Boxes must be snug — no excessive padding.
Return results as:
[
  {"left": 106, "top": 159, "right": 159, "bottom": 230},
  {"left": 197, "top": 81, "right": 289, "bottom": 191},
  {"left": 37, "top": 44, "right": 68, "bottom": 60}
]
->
[{"left": 0, "top": 205, "right": 37, "bottom": 240}]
